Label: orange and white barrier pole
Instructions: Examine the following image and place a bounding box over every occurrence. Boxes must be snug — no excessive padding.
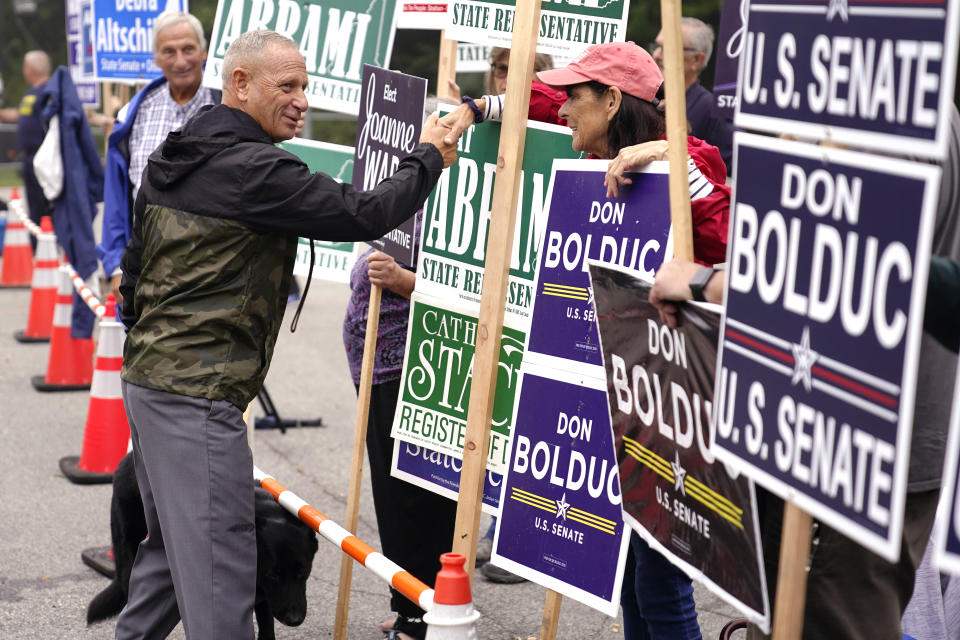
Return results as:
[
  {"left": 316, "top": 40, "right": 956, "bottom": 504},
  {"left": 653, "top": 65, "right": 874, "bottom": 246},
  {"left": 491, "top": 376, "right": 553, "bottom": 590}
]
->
[
  {"left": 254, "top": 467, "right": 436, "bottom": 613},
  {"left": 62, "top": 263, "right": 107, "bottom": 318}
]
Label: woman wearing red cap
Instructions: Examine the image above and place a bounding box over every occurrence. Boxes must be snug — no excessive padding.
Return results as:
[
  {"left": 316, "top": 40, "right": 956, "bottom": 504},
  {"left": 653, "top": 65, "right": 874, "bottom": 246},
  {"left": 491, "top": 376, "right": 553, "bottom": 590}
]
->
[{"left": 444, "top": 41, "right": 731, "bottom": 639}]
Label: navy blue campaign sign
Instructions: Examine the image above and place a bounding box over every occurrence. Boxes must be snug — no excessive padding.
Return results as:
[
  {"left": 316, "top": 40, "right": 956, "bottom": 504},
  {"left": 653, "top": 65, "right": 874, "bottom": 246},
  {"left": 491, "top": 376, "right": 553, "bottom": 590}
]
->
[
  {"left": 491, "top": 363, "right": 630, "bottom": 616},
  {"left": 390, "top": 440, "right": 503, "bottom": 515},
  {"left": 93, "top": 0, "right": 188, "bottom": 81},
  {"left": 714, "top": 133, "right": 940, "bottom": 561},
  {"left": 589, "top": 262, "right": 770, "bottom": 629},
  {"left": 734, "top": 0, "right": 959, "bottom": 158},
  {"left": 934, "top": 369, "right": 960, "bottom": 576},
  {"left": 714, "top": 0, "right": 746, "bottom": 118},
  {"left": 526, "top": 159, "right": 672, "bottom": 367},
  {"left": 353, "top": 65, "right": 427, "bottom": 267}
]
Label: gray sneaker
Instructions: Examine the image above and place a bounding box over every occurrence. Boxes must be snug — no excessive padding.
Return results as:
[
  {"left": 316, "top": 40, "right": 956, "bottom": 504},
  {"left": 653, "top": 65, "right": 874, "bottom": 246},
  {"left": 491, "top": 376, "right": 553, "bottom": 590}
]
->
[
  {"left": 475, "top": 535, "right": 493, "bottom": 565},
  {"left": 481, "top": 562, "right": 527, "bottom": 584}
]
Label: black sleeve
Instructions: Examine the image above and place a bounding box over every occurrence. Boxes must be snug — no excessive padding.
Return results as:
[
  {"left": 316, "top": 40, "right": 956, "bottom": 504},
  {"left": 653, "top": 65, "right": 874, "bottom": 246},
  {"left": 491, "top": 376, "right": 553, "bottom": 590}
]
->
[
  {"left": 924, "top": 255, "right": 960, "bottom": 352},
  {"left": 236, "top": 142, "right": 444, "bottom": 241},
  {"left": 118, "top": 189, "right": 146, "bottom": 329}
]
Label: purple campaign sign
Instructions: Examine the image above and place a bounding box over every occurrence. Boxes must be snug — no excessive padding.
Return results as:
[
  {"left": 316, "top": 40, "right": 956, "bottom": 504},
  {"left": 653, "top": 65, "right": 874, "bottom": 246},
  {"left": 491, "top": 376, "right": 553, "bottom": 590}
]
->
[
  {"left": 391, "top": 440, "right": 503, "bottom": 515},
  {"left": 735, "top": 0, "right": 960, "bottom": 158},
  {"left": 353, "top": 65, "right": 427, "bottom": 266},
  {"left": 934, "top": 371, "right": 960, "bottom": 576},
  {"left": 492, "top": 368, "right": 629, "bottom": 616},
  {"left": 526, "top": 160, "right": 671, "bottom": 366},
  {"left": 713, "top": 0, "right": 745, "bottom": 118},
  {"left": 714, "top": 133, "right": 940, "bottom": 561}
]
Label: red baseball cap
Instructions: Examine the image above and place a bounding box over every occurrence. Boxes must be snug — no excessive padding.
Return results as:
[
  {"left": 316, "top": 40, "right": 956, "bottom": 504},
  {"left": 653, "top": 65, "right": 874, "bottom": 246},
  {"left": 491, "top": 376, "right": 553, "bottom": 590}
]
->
[{"left": 537, "top": 41, "right": 663, "bottom": 103}]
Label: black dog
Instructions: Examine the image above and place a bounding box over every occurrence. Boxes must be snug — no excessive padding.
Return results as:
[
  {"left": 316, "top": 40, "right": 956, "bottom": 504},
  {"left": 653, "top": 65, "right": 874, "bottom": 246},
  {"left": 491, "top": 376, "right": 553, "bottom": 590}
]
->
[{"left": 87, "top": 453, "right": 319, "bottom": 640}]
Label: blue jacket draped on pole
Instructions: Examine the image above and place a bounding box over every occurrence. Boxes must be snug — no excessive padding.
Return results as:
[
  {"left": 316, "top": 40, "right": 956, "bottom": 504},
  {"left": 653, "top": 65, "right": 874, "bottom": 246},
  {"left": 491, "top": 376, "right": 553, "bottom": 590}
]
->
[
  {"left": 41, "top": 67, "right": 104, "bottom": 338},
  {"left": 96, "top": 76, "right": 165, "bottom": 279}
]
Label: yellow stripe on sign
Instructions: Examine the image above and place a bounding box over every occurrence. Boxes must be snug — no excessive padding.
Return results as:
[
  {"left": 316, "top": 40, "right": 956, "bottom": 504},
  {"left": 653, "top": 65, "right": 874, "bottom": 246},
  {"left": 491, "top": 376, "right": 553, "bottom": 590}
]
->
[
  {"left": 511, "top": 494, "right": 556, "bottom": 514},
  {"left": 687, "top": 476, "right": 743, "bottom": 516},
  {"left": 567, "top": 507, "right": 617, "bottom": 529},
  {"left": 511, "top": 487, "right": 556, "bottom": 512},
  {"left": 542, "top": 282, "right": 589, "bottom": 293},
  {"left": 683, "top": 482, "right": 744, "bottom": 528},
  {"left": 567, "top": 512, "right": 617, "bottom": 534},
  {"left": 542, "top": 290, "right": 590, "bottom": 301}
]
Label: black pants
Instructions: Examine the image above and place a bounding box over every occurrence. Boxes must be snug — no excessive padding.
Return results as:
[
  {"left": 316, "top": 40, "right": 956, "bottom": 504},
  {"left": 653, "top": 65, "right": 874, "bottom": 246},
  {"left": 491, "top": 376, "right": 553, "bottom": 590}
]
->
[
  {"left": 747, "top": 487, "right": 939, "bottom": 640},
  {"left": 363, "top": 378, "right": 458, "bottom": 618}
]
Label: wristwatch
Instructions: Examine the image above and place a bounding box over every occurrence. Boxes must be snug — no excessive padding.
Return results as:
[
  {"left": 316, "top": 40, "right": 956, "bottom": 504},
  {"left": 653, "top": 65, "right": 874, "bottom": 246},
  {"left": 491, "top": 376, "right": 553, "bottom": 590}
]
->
[{"left": 688, "top": 265, "right": 716, "bottom": 302}]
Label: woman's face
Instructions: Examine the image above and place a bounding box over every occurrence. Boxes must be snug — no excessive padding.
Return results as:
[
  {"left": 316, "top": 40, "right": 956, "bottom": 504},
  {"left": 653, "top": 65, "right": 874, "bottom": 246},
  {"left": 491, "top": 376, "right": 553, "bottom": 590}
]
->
[
  {"left": 558, "top": 85, "right": 612, "bottom": 158},
  {"left": 491, "top": 52, "right": 509, "bottom": 94}
]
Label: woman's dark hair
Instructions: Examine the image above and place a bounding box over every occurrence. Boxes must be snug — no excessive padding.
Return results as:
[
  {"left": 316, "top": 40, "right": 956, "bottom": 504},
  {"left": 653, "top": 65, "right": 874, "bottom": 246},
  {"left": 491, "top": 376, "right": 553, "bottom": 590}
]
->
[{"left": 581, "top": 81, "right": 665, "bottom": 157}]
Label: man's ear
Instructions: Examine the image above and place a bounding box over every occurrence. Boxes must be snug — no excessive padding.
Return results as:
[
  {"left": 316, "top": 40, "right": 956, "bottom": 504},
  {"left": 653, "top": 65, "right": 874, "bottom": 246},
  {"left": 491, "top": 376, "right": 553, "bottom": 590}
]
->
[
  {"left": 606, "top": 86, "right": 623, "bottom": 122},
  {"left": 232, "top": 67, "right": 251, "bottom": 102}
]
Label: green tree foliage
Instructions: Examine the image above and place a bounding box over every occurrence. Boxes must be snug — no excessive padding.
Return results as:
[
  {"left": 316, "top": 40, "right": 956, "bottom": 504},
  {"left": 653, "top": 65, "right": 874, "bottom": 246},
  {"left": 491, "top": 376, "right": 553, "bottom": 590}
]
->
[{"left": 0, "top": 2, "right": 68, "bottom": 107}]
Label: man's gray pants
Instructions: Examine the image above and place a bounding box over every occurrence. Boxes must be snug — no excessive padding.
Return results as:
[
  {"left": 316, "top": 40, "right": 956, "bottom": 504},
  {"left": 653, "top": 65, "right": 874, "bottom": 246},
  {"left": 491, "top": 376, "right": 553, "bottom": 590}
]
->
[{"left": 116, "top": 381, "right": 255, "bottom": 640}]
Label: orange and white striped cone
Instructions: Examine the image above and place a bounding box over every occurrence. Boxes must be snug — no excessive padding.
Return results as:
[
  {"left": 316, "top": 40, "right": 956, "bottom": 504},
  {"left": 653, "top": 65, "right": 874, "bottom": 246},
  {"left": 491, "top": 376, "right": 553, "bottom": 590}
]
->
[
  {"left": 60, "top": 295, "right": 130, "bottom": 483},
  {"left": 424, "top": 554, "right": 481, "bottom": 640},
  {"left": 32, "top": 268, "right": 94, "bottom": 392},
  {"left": 0, "top": 189, "right": 34, "bottom": 288},
  {"left": 14, "top": 216, "right": 57, "bottom": 343}
]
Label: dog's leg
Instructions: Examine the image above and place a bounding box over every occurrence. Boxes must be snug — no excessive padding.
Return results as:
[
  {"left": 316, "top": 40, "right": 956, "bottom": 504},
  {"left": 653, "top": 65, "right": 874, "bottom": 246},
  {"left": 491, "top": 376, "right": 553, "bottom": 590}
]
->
[{"left": 254, "top": 586, "right": 276, "bottom": 640}]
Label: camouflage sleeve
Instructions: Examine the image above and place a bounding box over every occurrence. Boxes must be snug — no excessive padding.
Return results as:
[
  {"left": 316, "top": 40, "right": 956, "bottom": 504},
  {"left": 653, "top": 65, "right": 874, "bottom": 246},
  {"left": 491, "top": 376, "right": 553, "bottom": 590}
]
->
[
  {"left": 235, "top": 142, "right": 443, "bottom": 242},
  {"left": 118, "top": 189, "right": 145, "bottom": 329}
]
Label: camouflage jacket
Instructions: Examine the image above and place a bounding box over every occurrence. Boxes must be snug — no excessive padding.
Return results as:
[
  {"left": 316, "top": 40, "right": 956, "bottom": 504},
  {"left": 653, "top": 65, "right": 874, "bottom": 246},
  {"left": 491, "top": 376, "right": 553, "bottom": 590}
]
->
[{"left": 119, "top": 104, "right": 443, "bottom": 408}]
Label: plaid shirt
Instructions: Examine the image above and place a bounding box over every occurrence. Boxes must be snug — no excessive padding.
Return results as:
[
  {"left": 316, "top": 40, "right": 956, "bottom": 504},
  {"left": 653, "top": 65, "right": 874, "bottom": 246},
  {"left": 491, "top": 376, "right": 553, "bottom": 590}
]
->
[{"left": 127, "top": 84, "right": 217, "bottom": 200}]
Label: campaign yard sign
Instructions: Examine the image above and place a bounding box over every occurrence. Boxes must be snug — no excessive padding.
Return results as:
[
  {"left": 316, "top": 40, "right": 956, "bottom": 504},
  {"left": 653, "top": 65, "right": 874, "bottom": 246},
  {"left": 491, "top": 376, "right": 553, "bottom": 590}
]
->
[
  {"left": 714, "top": 133, "right": 940, "bottom": 561},
  {"left": 590, "top": 263, "right": 770, "bottom": 629},
  {"left": 93, "top": 0, "right": 188, "bottom": 81},
  {"left": 418, "top": 107, "right": 577, "bottom": 328},
  {"left": 66, "top": 0, "right": 98, "bottom": 106},
  {"left": 279, "top": 137, "right": 359, "bottom": 283},
  {"left": 713, "top": 0, "right": 745, "bottom": 118},
  {"left": 934, "top": 368, "right": 960, "bottom": 576},
  {"left": 353, "top": 66, "right": 426, "bottom": 266},
  {"left": 391, "top": 440, "right": 503, "bottom": 514},
  {"left": 525, "top": 160, "right": 672, "bottom": 368},
  {"left": 397, "top": 2, "right": 449, "bottom": 30},
  {"left": 444, "top": 0, "right": 628, "bottom": 59},
  {"left": 390, "top": 295, "right": 525, "bottom": 474},
  {"left": 734, "top": 0, "right": 960, "bottom": 158},
  {"left": 203, "top": 0, "right": 399, "bottom": 115},
  {"left": 492, "top": 364, "right": 630, "bottom": 616}
]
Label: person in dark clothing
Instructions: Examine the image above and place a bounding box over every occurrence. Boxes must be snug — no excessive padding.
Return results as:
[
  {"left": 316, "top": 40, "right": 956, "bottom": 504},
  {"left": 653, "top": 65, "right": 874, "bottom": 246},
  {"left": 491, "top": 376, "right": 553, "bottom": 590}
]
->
[
  {"left": 0, "top": 50, "right": 52, "bottom": 245},
  {"left": 115, "top": 30, "right": 459, "bottom": 640},
  {"left": 651, "top": 18, "right": 734, "bottom": 175}
]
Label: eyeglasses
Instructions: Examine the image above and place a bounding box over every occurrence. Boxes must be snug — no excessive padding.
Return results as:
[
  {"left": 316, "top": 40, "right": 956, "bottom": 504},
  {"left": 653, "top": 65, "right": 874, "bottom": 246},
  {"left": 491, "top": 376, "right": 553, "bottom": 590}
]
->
[
  {"left": 648, "top": 42, "right": 699, "bottom": 55},
  {"left": 489, "top": 62, "right": 509, "bottom": 78}
]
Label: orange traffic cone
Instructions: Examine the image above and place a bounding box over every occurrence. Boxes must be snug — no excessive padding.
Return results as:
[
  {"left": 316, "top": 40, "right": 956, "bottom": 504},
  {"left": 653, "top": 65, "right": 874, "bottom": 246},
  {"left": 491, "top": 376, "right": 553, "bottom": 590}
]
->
[
  {"left": 0, "top": 189, "right": 34, "bottom": 288},
  {"left": 14, "top": 217, "right": 57, "bottom": 343},
  {"left": 424, "top": 553, "right": 481, "bottom": 639},
  {"left": 60, "top": 295, "right": 129, "bottom": 483},
  {"left": 32, "top": 268, "right": 94, "bottom": 392}
]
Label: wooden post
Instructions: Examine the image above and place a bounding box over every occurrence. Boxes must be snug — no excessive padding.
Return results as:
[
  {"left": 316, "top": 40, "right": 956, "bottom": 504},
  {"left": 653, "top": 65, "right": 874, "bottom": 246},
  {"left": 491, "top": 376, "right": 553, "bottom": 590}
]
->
[
  {"left": 438, "top": 31, "right": 458, "bottom": 101},
  {"left": 333, "top": 284, "right": 382, "bottom": 640},
  {"left": 658, "top": 0, "right": 695, "bottom": 262},
  {"left": 771, "top": 503, "right": 813, "bottom": 639},
  {"left": 540, "top": 589, "right": 563, "bottom": 639},
  {"left": 449, "top": 0, "right": 542, "bottom": 580}
]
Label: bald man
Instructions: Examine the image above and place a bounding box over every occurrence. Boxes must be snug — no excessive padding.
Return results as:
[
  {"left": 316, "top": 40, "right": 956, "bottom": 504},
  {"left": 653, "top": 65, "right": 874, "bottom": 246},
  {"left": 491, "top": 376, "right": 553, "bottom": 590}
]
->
[
  {"left": 115, "top": 30, "right": 459, "bottom": 639},
  {"left": 0, "top": 51, "right": 52, "bottom": 239}
]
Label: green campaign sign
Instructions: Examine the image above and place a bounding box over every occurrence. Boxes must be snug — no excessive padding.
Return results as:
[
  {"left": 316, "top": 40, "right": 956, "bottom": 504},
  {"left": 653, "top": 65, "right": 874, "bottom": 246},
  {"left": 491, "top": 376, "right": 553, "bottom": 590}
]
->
[
  {"left": 418, "top": 108, "right": 577, "bottom": 329},
  {"left": 203, "top": 0, "right": 399, "bottom": 115},
  {"left": 445, "top": 0, "right": 628, "bottom": 58},
  {"left": 280, "top": 137, "right": 359, "bottom": 283},
  {"left": 391, "top": 296, "right": 526, "bottom": 474}
]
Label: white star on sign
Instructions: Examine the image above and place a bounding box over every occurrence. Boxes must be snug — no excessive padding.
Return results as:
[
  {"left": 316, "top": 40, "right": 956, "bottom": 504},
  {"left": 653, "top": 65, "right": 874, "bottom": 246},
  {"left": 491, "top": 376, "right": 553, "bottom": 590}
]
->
[
  {"left": 826, "top": 0, "right": 849, "bottom": 22},
  {"left": 671, "top": 451, "right": 687, "bottom": 496},
  {"left": 555, "top": 493, "right": 570, "bottom": 520},
  {"left": 791, "top": 326, "right": 819, "bottom": 392}
]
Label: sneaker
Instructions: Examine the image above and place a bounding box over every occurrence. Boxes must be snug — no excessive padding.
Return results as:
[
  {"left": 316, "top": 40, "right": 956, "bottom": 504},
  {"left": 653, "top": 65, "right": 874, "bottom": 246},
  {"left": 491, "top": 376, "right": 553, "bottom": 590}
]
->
[
  {"left": 475, "top": 535, "right": 493, "bottom": 565},
  {"left": 481, "top": 561, "right": 527, "bottom": 584}
]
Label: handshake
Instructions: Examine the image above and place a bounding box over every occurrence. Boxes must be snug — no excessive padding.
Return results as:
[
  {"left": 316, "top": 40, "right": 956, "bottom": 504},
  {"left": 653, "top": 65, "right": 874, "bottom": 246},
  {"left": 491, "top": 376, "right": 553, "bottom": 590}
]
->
[{"left": 418, "top": 107, "right": 478, "bottom": 169}]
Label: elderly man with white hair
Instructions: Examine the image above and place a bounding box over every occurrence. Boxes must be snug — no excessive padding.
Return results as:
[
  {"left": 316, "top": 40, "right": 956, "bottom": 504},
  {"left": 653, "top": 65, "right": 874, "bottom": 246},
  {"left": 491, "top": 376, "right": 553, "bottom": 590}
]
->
[{"left": 97, "top": 10, "right": 219, "bottom": 304}]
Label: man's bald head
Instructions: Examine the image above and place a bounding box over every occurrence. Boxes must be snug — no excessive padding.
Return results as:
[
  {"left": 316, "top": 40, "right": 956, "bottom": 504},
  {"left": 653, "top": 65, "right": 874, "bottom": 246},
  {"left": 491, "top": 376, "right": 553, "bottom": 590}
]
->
[
  {"left": 222, "top": 30, "right": 300, "bottom": 94},
  {"left": 23, "top": 51, "right": 51, "bottom": 86}
]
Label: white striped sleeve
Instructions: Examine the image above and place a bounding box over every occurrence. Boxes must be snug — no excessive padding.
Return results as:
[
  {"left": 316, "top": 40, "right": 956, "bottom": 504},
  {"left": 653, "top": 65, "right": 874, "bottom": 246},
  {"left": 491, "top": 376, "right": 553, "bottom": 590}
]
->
[{"left": 688, "top": 157, "right": 714, "bottom": 201}]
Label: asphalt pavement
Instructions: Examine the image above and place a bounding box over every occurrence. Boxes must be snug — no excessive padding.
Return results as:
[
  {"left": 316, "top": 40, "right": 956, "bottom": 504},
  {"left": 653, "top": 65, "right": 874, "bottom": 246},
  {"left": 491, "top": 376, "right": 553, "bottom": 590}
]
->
[{"left": 0, "top": 185, "right": 740, "bottom": 639}]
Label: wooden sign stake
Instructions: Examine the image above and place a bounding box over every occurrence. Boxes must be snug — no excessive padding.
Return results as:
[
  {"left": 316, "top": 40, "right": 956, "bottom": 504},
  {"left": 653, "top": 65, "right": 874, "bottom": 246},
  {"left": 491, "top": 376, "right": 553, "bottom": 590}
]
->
[
  {"left": 540, "top": 589, "right": 563, "bottom": 639},
  {"left": 658, "top": 0, "right": 694, "bottom": 262},
  {"left": 771, "top": 503, "right": 813, "bottom": 639},
  {"left": 438, "top": 31, "right": 459, "bottom": 101},
  {"left": 333, "top": 284, "right": 382, "bottom": 640},
  {"left": 450, "top": 0, "right": 542, "bottom": 580}
]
